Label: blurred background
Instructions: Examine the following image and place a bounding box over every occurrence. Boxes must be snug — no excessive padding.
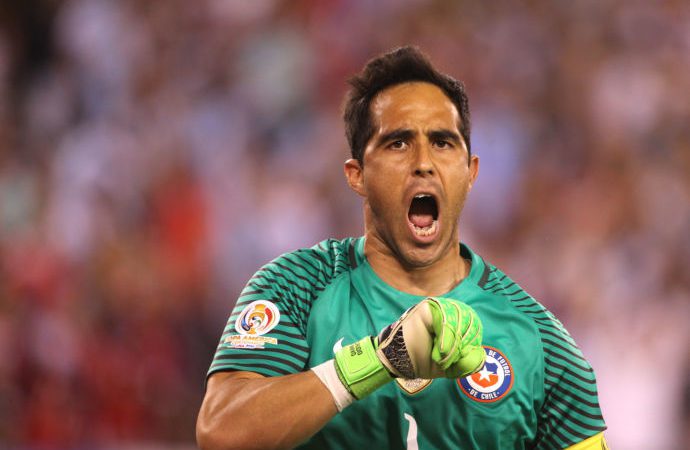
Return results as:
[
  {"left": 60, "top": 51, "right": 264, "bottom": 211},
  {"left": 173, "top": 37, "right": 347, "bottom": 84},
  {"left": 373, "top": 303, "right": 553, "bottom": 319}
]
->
[{"left": 0, "top": 0, "right": 689, "bottom": 448}]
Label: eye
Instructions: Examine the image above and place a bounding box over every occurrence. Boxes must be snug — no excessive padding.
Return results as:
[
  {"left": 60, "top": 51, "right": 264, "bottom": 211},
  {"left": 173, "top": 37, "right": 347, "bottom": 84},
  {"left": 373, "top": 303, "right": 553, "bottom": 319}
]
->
[
  {"left": 434, "top": 139, "right": 453, "bottom": 149},
  {"left": 389, "top": 140, "right": 407, "bottom": 150}
]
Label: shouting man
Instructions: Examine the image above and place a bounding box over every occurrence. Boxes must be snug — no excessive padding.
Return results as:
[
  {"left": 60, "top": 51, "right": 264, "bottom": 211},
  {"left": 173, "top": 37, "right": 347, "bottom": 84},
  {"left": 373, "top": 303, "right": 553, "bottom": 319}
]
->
[{"left": 197, "top": 47, "right": 607, "bottom": 450}]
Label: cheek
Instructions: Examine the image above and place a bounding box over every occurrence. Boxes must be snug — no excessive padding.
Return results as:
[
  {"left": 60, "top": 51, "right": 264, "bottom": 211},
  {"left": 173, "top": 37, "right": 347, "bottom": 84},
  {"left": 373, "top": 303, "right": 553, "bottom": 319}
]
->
[
  {"left": 366, "top": 179, "right": 397, "bottom": 210},
  {"left": 443, "top": 170, "right": 472, "bottom": 209},
  {"left": 364, "top": 163, "right": 398, "bottom": 192},
  {"left": 364, "top": 169, "right": 404, "bottom": 214}
]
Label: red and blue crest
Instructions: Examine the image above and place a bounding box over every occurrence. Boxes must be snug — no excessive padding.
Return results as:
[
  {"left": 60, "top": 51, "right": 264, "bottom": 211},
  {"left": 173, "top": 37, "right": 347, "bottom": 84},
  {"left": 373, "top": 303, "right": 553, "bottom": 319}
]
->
[{"left": 457, "top": 346, "right": 514, "bottom": 403}]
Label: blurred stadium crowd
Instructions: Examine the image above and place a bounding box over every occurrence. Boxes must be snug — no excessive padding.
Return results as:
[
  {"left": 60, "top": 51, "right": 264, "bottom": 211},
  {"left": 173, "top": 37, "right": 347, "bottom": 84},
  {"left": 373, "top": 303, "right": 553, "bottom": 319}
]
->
[{"left": 0, "top": 0, "right": 689, "bottom": 448}]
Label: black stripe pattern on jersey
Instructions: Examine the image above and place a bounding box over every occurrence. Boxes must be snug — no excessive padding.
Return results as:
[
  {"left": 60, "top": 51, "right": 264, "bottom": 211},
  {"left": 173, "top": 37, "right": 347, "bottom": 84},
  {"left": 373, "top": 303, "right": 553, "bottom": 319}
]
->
[
  {"left": 477, "top": 263, "right": 496, "bottom": 289},
  {"left": 348, "top": 239, "right": 358, "bottom": 269},
  {"left": 209, "top": 238, "right": 353, "bottom": 379},
  {"left": 479, "top": 264, "right": 606, "bottom": 449}
]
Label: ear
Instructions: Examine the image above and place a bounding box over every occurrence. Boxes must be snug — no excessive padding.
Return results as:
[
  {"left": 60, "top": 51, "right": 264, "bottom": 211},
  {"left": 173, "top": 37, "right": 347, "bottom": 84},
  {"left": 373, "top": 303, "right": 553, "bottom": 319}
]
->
[
  {"left": 468, "top": 155, "right": 479, "bottom": 191},
  {"left": 344, "top": 158, "right": 365, "bottom": 197}
]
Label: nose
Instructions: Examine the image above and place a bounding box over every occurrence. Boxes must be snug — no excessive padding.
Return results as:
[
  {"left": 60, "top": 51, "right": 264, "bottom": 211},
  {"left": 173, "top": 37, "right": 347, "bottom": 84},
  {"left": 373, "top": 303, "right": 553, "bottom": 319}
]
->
[{"left": 413, "top": 145, "right": 434, "bottom": 176}]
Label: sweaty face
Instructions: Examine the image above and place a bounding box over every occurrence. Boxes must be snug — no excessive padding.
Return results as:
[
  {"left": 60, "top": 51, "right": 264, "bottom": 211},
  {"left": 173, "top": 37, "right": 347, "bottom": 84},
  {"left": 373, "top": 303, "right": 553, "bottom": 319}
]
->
[{"left": 348, "top": 82, "right": 478, "bottom": 268}]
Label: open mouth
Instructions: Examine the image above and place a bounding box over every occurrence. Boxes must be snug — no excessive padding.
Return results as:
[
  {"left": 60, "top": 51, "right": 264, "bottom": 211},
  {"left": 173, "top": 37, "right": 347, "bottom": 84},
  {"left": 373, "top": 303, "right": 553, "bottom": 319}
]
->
[{"left": 408, "top": 194, "right": 439, "bottom": 237}]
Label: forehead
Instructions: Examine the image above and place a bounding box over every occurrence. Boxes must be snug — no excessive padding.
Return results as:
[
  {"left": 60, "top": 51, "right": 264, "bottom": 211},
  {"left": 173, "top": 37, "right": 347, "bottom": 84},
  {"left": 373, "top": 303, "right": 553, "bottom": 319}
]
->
[{"left": 370, "top": 82, "right": 460, "bottom": 132}]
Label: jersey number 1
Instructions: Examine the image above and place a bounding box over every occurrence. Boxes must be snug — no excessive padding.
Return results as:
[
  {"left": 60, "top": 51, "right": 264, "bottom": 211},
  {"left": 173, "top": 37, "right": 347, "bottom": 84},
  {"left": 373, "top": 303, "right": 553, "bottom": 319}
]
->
[{"left": 404, "top": 413, "right": 419, "bottom": 450}]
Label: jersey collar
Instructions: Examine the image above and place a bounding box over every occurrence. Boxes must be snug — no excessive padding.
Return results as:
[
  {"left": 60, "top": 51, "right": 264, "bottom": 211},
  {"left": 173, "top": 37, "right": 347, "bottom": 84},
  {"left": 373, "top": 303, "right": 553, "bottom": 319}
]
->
[{"left": 350, "top": 236, "right": 486, "bottom": 298}]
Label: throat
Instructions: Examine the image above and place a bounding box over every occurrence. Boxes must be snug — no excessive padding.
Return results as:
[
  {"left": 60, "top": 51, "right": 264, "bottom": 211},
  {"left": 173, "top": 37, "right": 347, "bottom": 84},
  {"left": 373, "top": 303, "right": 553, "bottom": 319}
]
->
[
  {"left": 396, "top": 258, "right": 470, "bottom": 296},
  {"left": 364, "top": 234, "right": 470, "bottom": 296}
]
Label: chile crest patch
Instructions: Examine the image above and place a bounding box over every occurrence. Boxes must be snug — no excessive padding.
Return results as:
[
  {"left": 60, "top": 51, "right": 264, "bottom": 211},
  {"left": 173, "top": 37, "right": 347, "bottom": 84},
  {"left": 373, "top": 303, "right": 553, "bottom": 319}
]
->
[{"left": 457, "top": 346, "right": 513, "bottom": 403}]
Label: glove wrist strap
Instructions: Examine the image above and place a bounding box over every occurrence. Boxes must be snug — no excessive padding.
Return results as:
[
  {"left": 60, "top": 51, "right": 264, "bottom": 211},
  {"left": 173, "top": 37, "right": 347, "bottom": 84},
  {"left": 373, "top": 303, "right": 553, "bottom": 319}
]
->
[
  {"left": 311, "top": 359, "right": 354, "bottom": 412},
  {"left": 334, "top": 336, "right": 393, "bottom": 400}
]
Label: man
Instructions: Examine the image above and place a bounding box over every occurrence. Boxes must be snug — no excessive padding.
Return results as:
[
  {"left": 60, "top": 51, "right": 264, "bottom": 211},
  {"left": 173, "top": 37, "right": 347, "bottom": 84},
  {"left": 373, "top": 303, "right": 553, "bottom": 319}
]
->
[{"left": 197, "top": 47, "right": 607, "bottom": 449}]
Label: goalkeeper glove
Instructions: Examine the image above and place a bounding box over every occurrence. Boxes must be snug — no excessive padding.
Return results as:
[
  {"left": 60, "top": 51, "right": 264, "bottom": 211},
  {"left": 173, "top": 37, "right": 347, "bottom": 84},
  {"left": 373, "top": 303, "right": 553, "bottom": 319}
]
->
[{"left": 312, "top": 297, "right": 485, "bottom": 410}]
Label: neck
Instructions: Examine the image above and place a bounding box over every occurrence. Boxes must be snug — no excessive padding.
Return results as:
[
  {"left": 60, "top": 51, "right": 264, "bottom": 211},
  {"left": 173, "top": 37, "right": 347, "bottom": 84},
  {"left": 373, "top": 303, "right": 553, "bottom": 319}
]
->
[{"left": 363, "top": 233, "right": 469, "bottom": 297}]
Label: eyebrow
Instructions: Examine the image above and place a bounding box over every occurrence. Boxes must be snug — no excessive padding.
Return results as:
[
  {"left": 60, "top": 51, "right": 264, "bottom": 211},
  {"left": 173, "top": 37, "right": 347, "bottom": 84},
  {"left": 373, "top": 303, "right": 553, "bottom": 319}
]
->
[
  {"left": 375, "top": 128, "right": 463, "bottom": 147},
  {"left": 428, "top": 129, "right": 462, "bottom": 145},
  {"left": 376, "top": 129, "right": 415, "bottom": 147}
]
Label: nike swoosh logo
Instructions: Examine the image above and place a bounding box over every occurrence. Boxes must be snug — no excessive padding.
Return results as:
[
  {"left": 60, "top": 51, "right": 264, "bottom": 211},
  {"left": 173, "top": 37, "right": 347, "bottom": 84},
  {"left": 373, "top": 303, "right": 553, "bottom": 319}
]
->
[{"left": 333, "top": 337, "right": 344, "bottom": 354}]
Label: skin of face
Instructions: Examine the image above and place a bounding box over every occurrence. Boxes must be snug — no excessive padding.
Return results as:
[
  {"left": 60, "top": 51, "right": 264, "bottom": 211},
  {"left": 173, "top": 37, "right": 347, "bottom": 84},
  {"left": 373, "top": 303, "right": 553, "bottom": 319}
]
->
[{"left": 344, "top": 81, "right": 479, "bottom": 285}]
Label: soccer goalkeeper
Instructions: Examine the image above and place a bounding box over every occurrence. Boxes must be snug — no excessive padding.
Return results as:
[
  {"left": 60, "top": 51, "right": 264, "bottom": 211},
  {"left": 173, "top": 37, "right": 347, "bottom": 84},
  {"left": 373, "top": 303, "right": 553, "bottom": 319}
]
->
[{"left": 197, "top": 47, "right": 607, "bottom": 450}]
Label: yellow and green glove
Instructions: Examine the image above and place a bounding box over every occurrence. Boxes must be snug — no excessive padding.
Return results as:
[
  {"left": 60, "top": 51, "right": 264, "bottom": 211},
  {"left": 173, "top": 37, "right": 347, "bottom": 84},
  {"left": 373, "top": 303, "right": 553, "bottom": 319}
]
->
[{"left": 330, "top": 297, "right": 485, "bottom": 401}]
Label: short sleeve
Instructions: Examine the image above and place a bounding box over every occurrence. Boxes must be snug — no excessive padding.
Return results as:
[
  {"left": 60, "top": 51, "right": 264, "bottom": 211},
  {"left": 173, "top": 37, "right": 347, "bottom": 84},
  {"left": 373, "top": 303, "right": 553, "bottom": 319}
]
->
[
  {"left": 207, "top": 250, "right": 328, "bottom": 378},
  {"left": 534, "top": 321, "right": 607, "bottom": 449}
]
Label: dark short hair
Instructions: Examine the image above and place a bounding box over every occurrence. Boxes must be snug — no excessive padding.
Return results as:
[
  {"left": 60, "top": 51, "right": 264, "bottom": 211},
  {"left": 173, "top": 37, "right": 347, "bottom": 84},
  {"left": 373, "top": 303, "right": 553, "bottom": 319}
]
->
[{"left": 343, "top": 46, "right": 472, "bottom": 165}]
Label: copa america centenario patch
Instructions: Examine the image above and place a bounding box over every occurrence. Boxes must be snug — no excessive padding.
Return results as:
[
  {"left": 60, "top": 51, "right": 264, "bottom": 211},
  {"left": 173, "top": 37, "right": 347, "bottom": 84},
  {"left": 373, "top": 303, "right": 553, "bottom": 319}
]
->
[{"left": 224, "top": 300, "right": 281, "bottom": 349}]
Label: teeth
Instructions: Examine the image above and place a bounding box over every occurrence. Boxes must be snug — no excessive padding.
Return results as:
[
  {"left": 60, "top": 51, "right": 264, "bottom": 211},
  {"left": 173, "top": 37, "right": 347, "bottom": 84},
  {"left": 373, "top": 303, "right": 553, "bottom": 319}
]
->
[
  {"left": 413, "top": 220, "right": 438, "bottom": 236},
  {"left": 414, "top": 194, "right": 431, "bottom": 199}
]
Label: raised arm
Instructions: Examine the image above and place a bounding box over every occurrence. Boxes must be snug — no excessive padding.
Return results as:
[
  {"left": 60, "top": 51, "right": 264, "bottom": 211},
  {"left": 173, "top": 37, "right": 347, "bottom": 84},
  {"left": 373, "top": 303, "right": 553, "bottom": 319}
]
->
[
  {"left": 196, "top": 370, "right": 337, "bottom": 450},
  {"left": 197, "top": 296, "right": 485, "bottom": 450}
]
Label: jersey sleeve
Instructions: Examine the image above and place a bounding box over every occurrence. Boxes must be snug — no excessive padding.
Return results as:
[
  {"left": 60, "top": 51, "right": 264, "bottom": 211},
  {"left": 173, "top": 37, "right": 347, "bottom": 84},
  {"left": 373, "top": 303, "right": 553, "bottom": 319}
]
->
[
  {"left": 534, "top": 316, "right": 607, "bottom": 449},
  {"left": 207, "top": 248, "right": 332, "bottom": 378}
]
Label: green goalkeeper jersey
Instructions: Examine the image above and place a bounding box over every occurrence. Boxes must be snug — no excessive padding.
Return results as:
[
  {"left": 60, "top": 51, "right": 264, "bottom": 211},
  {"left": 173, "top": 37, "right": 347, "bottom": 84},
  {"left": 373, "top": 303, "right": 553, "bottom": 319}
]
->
[{"left": 208, "top": 237, "right": 606, "bottom": 449}]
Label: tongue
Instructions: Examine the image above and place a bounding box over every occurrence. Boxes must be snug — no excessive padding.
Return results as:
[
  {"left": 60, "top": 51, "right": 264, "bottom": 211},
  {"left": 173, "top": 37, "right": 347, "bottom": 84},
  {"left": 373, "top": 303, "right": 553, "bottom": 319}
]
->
[{"left": 409, "top": 213, "right": 434, "bottom": 228}]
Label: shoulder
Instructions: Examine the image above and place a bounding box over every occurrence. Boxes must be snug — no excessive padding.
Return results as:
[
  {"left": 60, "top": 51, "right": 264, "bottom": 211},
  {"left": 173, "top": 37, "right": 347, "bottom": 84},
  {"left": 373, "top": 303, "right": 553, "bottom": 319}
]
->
[
  {"left": 477, "top": 262, "right": 576, "bottom": 350},
  {"left": 233, "top": 238, "right": 356, "bottom": 336},
  {"left": 477, "top": 261, "right": 606, "bottom": 447},
  {"left": 476, "top": 260, "right": 599, "bottom": 398},
  {"left": 243, "top": 238, "right": 355, "bottom": 302},
  {"left": 266, "top": 237, "right": 354, "bottom": 282}
]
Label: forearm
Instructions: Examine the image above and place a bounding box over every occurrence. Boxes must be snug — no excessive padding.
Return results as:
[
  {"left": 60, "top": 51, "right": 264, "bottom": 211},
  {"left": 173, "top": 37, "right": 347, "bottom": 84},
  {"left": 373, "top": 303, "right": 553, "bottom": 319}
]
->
[
  {"left": 196, "top": 296, "right": 484, "bottom": 449},
  {"left": 197, "top": 370, "right": 337, "bottom": 450}
]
